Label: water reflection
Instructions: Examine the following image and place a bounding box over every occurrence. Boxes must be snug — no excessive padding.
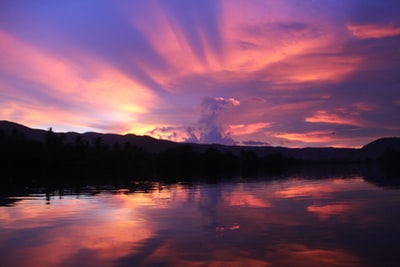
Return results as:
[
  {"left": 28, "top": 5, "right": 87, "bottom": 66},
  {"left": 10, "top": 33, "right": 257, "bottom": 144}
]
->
[{"left": 1, "top": 175, "right": 400, "bottom": 267}]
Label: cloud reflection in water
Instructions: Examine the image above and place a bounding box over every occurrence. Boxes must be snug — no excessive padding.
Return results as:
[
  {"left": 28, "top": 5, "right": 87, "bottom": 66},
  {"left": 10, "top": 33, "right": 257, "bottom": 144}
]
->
[{"left": 1, "top": 177, "right": 400, "bottom": 267}]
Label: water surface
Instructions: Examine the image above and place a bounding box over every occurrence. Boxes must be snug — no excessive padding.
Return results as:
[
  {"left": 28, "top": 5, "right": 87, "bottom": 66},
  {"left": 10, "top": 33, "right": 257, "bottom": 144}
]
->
[{"left": 1, "top": 175, "right": 400, "bottom": 267}]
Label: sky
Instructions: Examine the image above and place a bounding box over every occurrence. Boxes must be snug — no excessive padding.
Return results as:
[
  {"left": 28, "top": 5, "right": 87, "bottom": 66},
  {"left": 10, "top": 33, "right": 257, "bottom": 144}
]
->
[{"left": 1, "top": 0, "right": 400, "bottom": 148}]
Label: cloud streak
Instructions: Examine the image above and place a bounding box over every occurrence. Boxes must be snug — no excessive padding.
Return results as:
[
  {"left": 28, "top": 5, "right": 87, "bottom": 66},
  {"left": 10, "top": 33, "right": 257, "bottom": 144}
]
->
[{"left": 347, "top": 23, "right": 400, "bottom": 39}]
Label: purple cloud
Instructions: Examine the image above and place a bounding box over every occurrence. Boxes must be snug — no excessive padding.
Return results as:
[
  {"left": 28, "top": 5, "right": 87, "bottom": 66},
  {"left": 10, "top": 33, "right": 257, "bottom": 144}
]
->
[{"left": 197, "top": 97, "right": 240, "bottom": 144}]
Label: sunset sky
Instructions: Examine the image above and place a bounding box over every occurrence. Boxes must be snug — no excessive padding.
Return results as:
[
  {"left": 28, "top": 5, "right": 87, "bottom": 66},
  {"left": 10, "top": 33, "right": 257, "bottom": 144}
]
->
[{"left": 1, "top": 0, "right": 399, "bottom": 148}]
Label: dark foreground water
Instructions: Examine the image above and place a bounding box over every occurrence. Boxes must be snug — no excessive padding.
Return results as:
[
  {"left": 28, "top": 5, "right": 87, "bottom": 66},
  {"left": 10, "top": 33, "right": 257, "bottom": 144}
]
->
[{"left": 1, "top": 173, "right": 400, "bottom": 267}]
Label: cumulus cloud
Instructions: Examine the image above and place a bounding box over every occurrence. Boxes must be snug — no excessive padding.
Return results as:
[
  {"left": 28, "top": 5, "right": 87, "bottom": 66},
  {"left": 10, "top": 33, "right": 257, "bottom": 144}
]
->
[
  {"left": 197, "top": 97, "right": 240, "bottom": 144},
  {"left": 147, "top": 97, "right": 240, "bottom": 145}
]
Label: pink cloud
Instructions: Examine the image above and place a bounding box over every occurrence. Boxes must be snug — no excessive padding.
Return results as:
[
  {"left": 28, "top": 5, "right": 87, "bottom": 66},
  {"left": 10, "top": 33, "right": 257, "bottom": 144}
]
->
[
  {"left": 227, "top": 122, "right": 271, "bottom": 136},
  {"left": 0, "top": 30, "right": 160, "bottom": 133},
  {"left": 347, "top": 23, "right": 400, "bottom": 39},
  {"left": 305, "top": 110, "right": 364, "bottom": 126},
  {"left": 305, "top": 102, "right": 379, "bottom": 128},
  {"left": 272, "top": 131, "right": 336, "bottom": 144}
]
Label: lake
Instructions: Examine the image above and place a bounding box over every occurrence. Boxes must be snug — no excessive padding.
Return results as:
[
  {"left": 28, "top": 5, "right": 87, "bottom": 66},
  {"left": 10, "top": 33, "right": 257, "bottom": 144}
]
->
[{"left": 1, "top": 171, "right": 400, "bottom": 267}]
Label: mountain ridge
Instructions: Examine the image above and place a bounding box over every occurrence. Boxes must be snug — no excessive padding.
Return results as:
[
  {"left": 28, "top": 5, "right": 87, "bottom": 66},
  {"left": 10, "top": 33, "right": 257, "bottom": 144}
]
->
[{"left": 1, "top": 120, "right": 399, "bottom": 161}]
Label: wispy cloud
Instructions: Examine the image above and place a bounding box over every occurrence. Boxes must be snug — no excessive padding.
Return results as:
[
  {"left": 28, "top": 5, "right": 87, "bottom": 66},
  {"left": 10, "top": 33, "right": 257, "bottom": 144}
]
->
[
  {"left": 305, "top": 109, "right": 365, "bottom": 127},
  {"left": 347, "top": 23, "right": 400, "bottom": 39},
  {"left": 272, "top": 131, "right": 336, "bottom": 145}
]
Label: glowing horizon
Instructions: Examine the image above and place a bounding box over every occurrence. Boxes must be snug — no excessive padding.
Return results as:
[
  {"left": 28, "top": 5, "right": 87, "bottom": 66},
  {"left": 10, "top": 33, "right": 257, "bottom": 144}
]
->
[{"left": 1, "top": 0, "right": 399, "bottom": 148}]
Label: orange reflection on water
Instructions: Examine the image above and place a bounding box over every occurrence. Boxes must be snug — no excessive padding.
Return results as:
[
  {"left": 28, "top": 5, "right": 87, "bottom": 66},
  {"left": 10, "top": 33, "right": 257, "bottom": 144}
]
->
[
  {"left": 0, "top": 193, "right": 155, "bottom": 267},
  {"left": 224, "top": 191, "right": 272, "bottom": 208},
  {"left": 6, "top": 220, "right": 152, "bottom": 267},
  {"left": 271, "top": 244, "right": 361, "bottom": 267},
  {"left": 275, "top": 182, "right": 334, "bottom": 199},
  {"left": 1, "top": 177, "right": 395, "bottom": 267},
  {"left": 307, "top": 202, "right": 362, "bottom": 220},
  {"left": 119, "top": 233, "right": 361, "bottom": 267},
  {"left": 275, "top": 177, "right": 370, "bottom": 199}
]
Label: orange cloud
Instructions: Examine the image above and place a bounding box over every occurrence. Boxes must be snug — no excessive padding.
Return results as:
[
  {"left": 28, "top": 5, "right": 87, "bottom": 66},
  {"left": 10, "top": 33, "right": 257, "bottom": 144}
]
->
[
  {"left": 347, "top": 23, "right": 400, "bottom": 39},
  {"left": 121, "top": 1, "right": 358, "bottom": 93},
  {"left": 305, "top": 102, "right": 377, "bottom": 128},
  {"left": 305, "top": 110, "right": 364, "bottom": 126},
  {"left": 268, "top": 56, "right": 361, "bottom": 83},
  {"left": 272, "top": 131, "right": 336, "bottom": 144},
  {"left": 0, "top": 31, "right": 159, "bottom": 133},
  {"left": 143, "top": 125, "right": 195, "bottom": 142},
  {"left": 227, "top": 122, "right": 271, "bottom": 136}
]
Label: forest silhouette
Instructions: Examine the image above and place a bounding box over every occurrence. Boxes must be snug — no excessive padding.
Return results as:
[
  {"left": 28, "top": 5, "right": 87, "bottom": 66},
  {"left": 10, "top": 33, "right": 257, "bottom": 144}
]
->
[
  {"left": 0, "top": 127, "right": 301, "bottom": 177},
  {"left": 1, "top": 124, "right": 399, "bottom": 185}
]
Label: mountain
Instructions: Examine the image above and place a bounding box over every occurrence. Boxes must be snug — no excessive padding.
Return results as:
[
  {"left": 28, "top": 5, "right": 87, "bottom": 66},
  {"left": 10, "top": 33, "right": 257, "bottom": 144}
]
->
[
  {"left": 1, "top": 120, "right": 400, "bottom": 161},
  {"left": 361, "top": 137, "right": 400, "bottom": 158},
  {"left": 0, "top": 120, "right": 178, "bottom": 153},
  {"left": 0, "top": 120, "right": 48, "bottom": 143}
]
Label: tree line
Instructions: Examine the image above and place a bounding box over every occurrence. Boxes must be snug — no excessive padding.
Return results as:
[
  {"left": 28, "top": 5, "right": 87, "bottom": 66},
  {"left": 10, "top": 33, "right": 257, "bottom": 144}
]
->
[
  {"left": 0, "top": 127, "right": 302, "bottom": 179},
  {"left": 1, "top": 127, "right": 399, "bottom": 183}
]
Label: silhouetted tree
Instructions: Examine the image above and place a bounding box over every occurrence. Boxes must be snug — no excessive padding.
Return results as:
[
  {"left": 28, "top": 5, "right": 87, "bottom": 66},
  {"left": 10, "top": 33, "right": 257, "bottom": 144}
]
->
[
  {"left": 382, "top": 148, "right": 400, "bottom": 174},
  {"left": 45, "top": 127, "right": 57, "bottom": 146}
]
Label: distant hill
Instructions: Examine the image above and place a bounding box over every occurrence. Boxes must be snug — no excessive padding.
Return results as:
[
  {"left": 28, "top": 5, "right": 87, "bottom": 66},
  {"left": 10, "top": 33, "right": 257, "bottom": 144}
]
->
[
  {"left": 361, "top": 137, "right": 400, "bottom": 158},
  {"left": 1, "top": 120, "right": 400, "bottom": 161},
  {"left": 0, "top": 120, "right": 178, "bottom": 153}
]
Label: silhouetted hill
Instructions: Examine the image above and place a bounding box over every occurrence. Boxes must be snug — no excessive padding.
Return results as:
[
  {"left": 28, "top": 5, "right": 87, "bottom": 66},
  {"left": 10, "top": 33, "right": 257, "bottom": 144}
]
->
[
  {"left": 361, "top": 137, "right": 400, "bottom": 158},
  {"left": 0, "top": 120, "right": 178, "bottom": 153},
  {"left": 0, "top": 120, "right": 48, "bottom": 143},
  {"left": 1, "top": 120, "right": 400, "bottom": 161}
]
